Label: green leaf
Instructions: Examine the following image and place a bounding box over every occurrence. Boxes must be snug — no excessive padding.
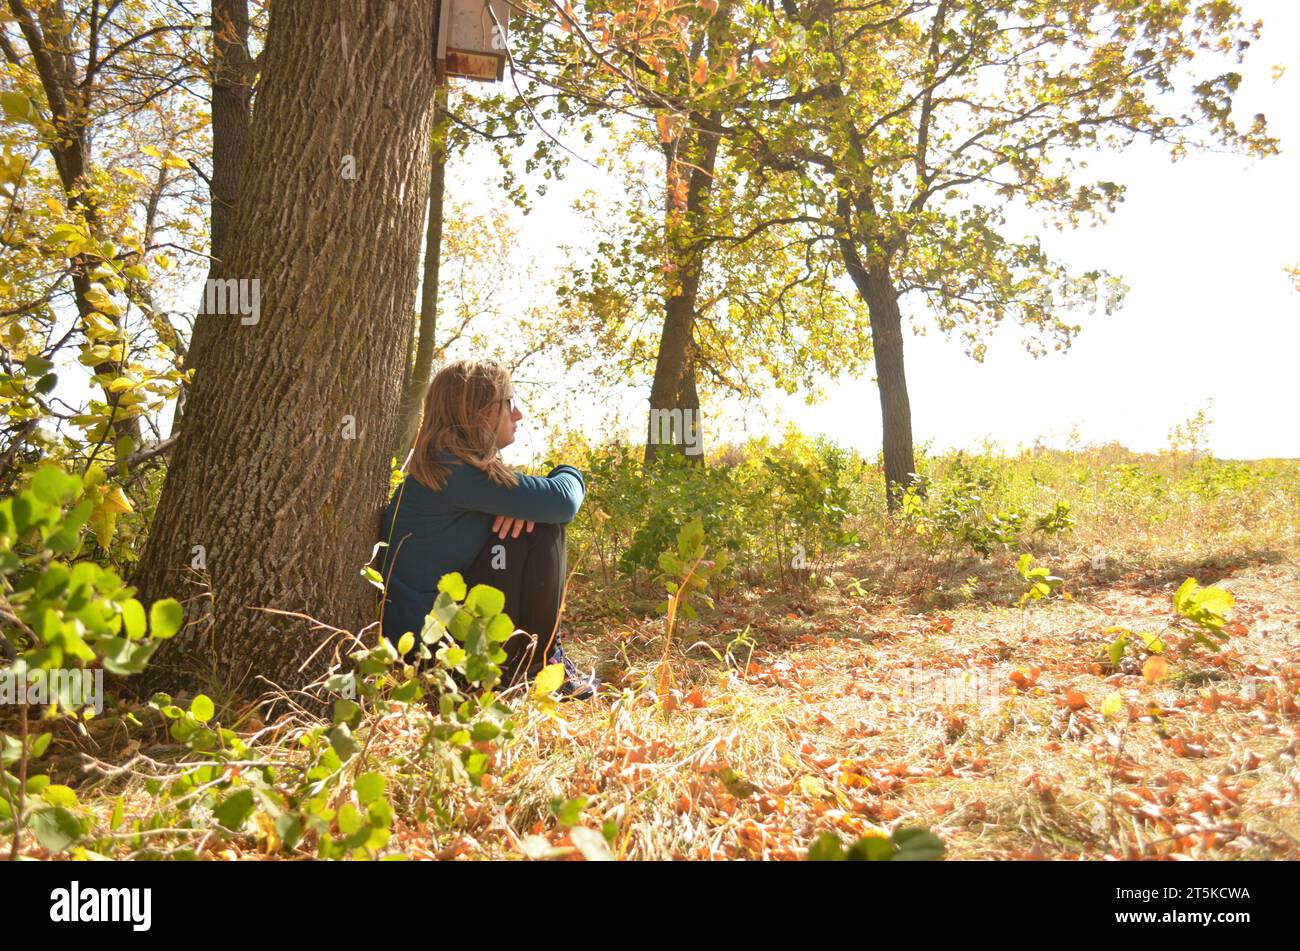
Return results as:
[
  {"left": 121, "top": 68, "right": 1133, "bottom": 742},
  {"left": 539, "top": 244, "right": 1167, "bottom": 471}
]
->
[
  {"left": 332, "top": 698, "right": 362, "bottom": 728},
  {"left": 845, "top": 836, "right": 895, "bottom": 861},
  {"left": 213, "top": 789, "right": 256, "bottom": 832},
  {"left": 30, "top": 807, "right": 83, "bottom": 852},
  {"left": 807, "top": 831, "right": 845, "bottom": 861},
  {"left": 1, "top": 92, "right": 36, "bottom": 123},
  {"left": 275, "top": 813, "right": 302, "bottom": 851},
  {"left": 120, "top": 598, "right": 147, "bottom": 640},
  {"left": 465, "top": 584, "right": 505, "bottom": 617},
  {"left": 149, "top": 598, "right": 184, "bottom": 638},
  {"left": 190, "top": 694, "right": 215, "bottom": 724},
  {"left": 31, "top": 464, "right": 80, "bottom": 505},
  {"left": 338, "top": 803, "right": 363, "bottom": 836},
  {"left": 437, "top": 572, "right": 467, "bottom": 602},
  {"left": 471, "top": 721, "right": 501, "bottom": 742},
  {"left": 98, "top": 639, "right": 159, "bottom": 675},
  {"left": 549, "top": 796, "right": 587, "bottom": 828},
  {"left": 1194, "top": 585, "right": 1234, "bottom": 616},
  {"left": 99, "top": 636, "right": 158, "bottom": 675},
  {"left": 890, "top": 827, "right": 945, "bottom": 861},
  {"left": 42, "top": 784, "right": 78, "bottom": 808},
  {"left": 1108, "top": 634, "right": 1128, "bottom": 667},
  {"left": 328, "top": 724, "right": 361, "bottom": 761},
  {"left": 486, "top": 613, "right": 515, "bottom": 643},
  {"left": 355, "top": 772, "right": 385, "bottom": 806}
]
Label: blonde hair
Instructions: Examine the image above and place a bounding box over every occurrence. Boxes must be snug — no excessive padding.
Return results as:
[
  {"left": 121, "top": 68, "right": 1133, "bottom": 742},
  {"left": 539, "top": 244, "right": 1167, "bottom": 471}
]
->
[{"left": 408, "top": 358, "right": 520, "bottom": 491}]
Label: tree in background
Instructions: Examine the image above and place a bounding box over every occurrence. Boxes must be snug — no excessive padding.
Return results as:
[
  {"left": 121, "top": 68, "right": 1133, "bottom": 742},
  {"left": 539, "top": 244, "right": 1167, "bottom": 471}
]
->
[
  {"left": 1, "top": 0, "right": 210, "bottom": 476},
  {"left": 724, "top": 0, "right": 1277, "bottom": 506}
]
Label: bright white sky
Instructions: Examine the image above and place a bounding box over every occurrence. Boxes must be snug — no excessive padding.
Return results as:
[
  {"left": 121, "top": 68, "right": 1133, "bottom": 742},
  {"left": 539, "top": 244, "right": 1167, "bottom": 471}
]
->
[{"left": 484, "top": 0, "right": 1300, "bottom": 465}]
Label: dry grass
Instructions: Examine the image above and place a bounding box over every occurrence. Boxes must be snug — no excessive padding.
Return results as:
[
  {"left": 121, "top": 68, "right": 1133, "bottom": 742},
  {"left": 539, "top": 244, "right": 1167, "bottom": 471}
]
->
[{"left": 4, "top": 450, "right": 1298, "bottom": 860}]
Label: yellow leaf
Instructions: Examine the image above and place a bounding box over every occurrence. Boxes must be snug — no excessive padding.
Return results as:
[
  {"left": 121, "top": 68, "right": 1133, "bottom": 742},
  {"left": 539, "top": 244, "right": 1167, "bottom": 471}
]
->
[
  {"left": 101, "top": 485, "right": 134, "bottom": 515},
  {"left": 162, "top": 153, "right": 189, "bottom": 170},
  {"left": 1100, "top": 691, "right": 1124, "bottom": 719},
  {"left": 798, "top": 774, "right": 830, "bottom": 798},
  {"left": 83, "top": 310, "right": 119, "bottom": 338},
  {"left": 141, "top": 145, "right": 162, "bottom": 158},
  {"left": 44, "top": 197, "right": 65, "bottom": 216},
  {"left": 533, "top": 663, "right": 565, "bottom": 696},
  {"left": 89, "top": 503, "right": 118, "bottom": 550},
  {"left": 84, "top": 285, "right": 125, "bottom": 318},
  {"left": 84, "top": 463, "right": 108, "bottom": 490}
]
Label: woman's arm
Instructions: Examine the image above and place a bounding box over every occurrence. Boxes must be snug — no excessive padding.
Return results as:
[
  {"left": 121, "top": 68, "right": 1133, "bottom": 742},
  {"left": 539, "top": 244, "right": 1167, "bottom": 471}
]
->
[{"left": 452, "top": 463, "right": 586, "bottom": 524}]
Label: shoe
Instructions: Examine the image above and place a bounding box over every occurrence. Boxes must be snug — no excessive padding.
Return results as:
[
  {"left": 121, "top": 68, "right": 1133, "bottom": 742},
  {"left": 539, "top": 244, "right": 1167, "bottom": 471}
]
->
[{"left": 548, "top": 641, "right": 599, "bottom": 701}]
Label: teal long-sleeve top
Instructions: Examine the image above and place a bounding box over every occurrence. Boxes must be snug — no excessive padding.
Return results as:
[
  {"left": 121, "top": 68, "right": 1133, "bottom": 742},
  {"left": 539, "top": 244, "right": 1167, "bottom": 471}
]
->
[{"left": 374, "top": 451, "right": 585, "bottom": 647}]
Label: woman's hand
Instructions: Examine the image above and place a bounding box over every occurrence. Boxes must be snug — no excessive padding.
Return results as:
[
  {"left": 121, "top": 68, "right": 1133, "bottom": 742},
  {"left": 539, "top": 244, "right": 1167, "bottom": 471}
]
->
[{"left": 491, "top": 515, "right": 535, "bottom": 539}]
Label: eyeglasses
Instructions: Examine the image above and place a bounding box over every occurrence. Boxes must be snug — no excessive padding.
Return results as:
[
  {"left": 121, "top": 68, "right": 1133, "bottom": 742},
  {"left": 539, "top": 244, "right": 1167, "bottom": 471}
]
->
[{"left": 501, "top": 394, "right": 519, "bottom": 414}]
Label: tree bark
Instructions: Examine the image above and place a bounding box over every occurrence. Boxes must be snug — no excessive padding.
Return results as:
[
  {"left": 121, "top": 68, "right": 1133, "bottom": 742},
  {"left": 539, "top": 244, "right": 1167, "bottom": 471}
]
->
[
  {"left": 836, "top": 231, "right": 917, "bottom": 510},
  {"left": 396, "top": 74, "right": 450, "bottom": 458},
  {"left": 131, "top": 0, "right": 439, "bottom": 700}
]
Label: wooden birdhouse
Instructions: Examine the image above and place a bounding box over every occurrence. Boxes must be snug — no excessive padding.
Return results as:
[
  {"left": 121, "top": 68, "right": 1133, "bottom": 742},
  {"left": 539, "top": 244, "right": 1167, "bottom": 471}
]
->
[{"left": 436, "top": 0, "right": 515, "bottom": 83}]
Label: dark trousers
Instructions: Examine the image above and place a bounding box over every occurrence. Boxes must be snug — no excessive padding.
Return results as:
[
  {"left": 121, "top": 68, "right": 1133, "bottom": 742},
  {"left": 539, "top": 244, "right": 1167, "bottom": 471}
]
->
[{"left": 462, "top": 520, "right": 566, "bottom": 688}]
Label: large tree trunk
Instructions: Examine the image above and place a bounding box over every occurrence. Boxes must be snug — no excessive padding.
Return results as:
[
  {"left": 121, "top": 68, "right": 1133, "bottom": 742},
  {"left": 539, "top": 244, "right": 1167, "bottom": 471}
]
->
[
  {"left": 644, "top": 111, "right": 720, "bottom": 466},
  {"left": 837, "top": 233, "right": 917, "bottom": 510},
  {"left": 396, "top": 75, "right": 450, "bottom": 458},
  {"left": 131, "top": 0, "right": 439, "bottom": 700}
]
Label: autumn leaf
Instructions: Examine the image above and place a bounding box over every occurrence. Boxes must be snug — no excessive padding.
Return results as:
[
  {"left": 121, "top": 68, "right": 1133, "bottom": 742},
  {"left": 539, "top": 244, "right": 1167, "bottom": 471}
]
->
[
  {"left": 1142, "top": 656, "right": 1168, "bottom": 685},
  {"left": 533, "top": 663, "right": 565, "bottom": 696},
  {"left": 692, "top": 56, "right": 708, "bottom": 86},
  {"left": 1101, "top": 691, "right": 1124, "bottom": 719}
]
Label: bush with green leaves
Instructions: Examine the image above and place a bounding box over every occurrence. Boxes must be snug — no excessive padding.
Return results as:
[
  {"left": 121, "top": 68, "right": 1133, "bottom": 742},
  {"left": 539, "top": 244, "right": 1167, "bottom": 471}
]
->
[
  {"left": 113, "top": 570, "right": 532, "bottom": 860},
  {"left": 898, "top": 453, "right": 1074, "bottom": 560},
  {"left": 1, "top": 459, "right": 546, "bottom": 858},
  {"left": 1104, "top": 576, "right": 1235, "bottom": 672},
  {"left": 570, "top": 433, "right": 868, "bottom": 597},
  {"left": 655, "top": 517, "right": 729, "bottom": 624},
  {"left": 758, "top": 439, "right": 861, "bottom": 588},
  {"left": 0, "top": 462, "right": 184, "bottom": 855},
  {"left": 1015, "top": 553, "right": 1066, "bottom": 607}
]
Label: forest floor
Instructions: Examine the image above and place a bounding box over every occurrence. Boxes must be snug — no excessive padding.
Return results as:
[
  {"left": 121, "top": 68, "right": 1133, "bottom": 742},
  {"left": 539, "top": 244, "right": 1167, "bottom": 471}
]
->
[
  {"left": 6, "top": 487, "right": 1299, "bottom": 861},
  {"left": 452, "top": 543, "right": 1300, "bottom": 860}
]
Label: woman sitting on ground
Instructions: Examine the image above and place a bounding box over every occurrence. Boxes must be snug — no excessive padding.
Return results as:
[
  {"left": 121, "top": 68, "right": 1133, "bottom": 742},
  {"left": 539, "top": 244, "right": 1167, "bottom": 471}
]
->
[{"left": 374, "top": 358, "right": 597, "bottom": 699}]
